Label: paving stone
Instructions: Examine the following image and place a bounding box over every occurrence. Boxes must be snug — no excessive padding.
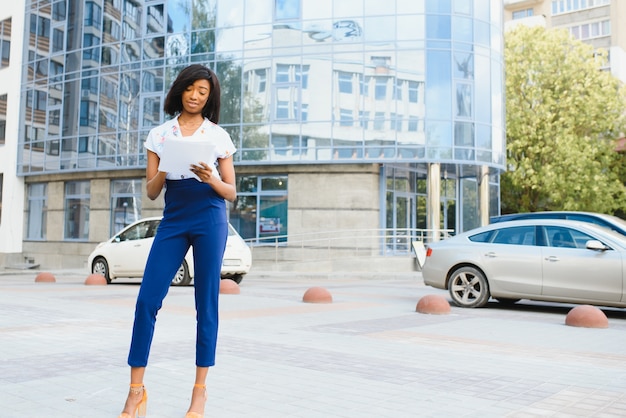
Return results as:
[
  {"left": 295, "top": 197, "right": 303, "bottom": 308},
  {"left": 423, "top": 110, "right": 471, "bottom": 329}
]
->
[{"left": 1, "top": 269, "right": 625, "bottom": 417}]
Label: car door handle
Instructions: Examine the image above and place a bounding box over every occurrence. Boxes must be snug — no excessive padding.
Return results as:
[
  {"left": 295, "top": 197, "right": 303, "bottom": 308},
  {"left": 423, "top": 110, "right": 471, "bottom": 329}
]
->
[
  {"left": 484, "top": 252, "right": 497, "bottom": 258},
  {"left": 545, "top": 256, "right": 559, "bottom": 262}
]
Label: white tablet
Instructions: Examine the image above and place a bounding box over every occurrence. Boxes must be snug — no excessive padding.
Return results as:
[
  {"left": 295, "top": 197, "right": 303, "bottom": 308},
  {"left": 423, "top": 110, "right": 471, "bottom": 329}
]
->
[{"left": 158, "top": 138, "right": 216, "bottom": 174}]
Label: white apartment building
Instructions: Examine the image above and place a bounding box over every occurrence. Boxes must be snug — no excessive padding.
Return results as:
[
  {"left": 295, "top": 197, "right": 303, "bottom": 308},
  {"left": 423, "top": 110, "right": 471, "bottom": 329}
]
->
[
  {"left": 0, "top": 0, "right": 26, "bottom": 263},
  {"left": 504, "top": 0, "right": 626, "bottom": 82}
]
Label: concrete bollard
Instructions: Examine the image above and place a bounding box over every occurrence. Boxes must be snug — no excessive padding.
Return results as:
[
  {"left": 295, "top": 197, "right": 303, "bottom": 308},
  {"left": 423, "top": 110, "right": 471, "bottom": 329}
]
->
[
  {"left": 302, "top": 287, "right": 333, "bottom": 303},
  {"left": 416, "top": 294, "right": 450, "bottom": 314},
  {"left": 565, "top": 305, "right": 608, "bottom": 328},
  {"left": 84, "top": 274, "right": 108, "bottom": 285},
  {"left": 35, "top": 272, "right": 56, "bottom": 283},
  {"left": 220, "top": 278, "right": 241, "bottom": 294}
]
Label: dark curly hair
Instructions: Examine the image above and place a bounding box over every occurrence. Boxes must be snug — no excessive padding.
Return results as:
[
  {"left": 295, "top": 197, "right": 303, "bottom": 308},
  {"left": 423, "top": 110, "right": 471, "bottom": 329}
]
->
[{"left": 163, "top": 64, "right": 221, "bottom": 124}]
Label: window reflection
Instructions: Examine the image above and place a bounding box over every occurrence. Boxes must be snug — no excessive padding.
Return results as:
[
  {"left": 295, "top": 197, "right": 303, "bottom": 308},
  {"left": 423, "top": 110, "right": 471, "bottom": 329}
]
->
[
  {"left": 334, "top": 0, "right": 363, "bottom": 18},
  {"left": 52, "top": 29, "right": 64, "bottom": 52},
  {"left": 64, "top": 181, "right": 90, "bottom": 240},
  {"left": 453, "top": 16, "right": 472, "bottom": 43},
  {"left": 110, "top": 179, "right": 142, "bottom": 234},
  {"left": 144, "top": 37, "right": 164, "bottom": 59},
  {"left": 147, "top": 4, "right": 164, "bottom": 34},
  {"left": 0, "top": 94, "right": 6, "bottom": 144},
  {"left": 455, "top": 83, "right": 472, "bottom": 118},
  {"left": 231, "top": 175, "right": 288, "bottom": 241},
  {"left": 53, "top": 1, "right": 67, "bottom": 21},
  {"left": 452, "top": 0, "right": 471, "bottom": 15},
  {"left": 426, "top": 50, "right": 451, "bottom": 119},
  {"left": 19, "top": 0, "right": 503, "bottom": 172},
  {"left": 426, "top": 15, "right": 451, "bottom": 40},
  {"left": 27, "top": 183, "right": 48, "bottom": 240},
  {"left": 454, "top": 52, "right": 473, "bottom": 79},
  {"left": 275, "top": 0, "right": 300, "bottom": 20}
]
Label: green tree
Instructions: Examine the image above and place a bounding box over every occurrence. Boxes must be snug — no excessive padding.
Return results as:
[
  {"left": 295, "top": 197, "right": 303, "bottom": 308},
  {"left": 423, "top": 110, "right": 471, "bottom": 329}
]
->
[
  {"left": 502, "top": 25, "right": 626, "bottom": 214},
  {"left": 217, "top": 58, "right": 268, "bottom": 161}
]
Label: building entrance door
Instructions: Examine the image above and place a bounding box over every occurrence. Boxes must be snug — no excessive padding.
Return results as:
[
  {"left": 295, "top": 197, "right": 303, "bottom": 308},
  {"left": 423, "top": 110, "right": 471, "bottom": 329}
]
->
[{"left": 387, "top": 194, "right": 415, "bottom": 253}]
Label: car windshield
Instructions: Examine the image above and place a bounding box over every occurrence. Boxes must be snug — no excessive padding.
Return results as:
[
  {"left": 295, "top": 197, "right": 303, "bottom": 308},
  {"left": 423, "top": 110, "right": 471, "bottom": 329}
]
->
[
  {"left": 594, "top": 225, "right": 626, "bottom": 247},
  {"left": 602, "top": 214, "right": 626, "bottom": 229}
]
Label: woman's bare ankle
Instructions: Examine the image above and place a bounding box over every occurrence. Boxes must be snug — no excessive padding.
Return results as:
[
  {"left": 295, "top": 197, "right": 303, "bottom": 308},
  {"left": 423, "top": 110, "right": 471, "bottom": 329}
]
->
[{"left": 187, "top": 385, "right": 207, "bottom": 413}]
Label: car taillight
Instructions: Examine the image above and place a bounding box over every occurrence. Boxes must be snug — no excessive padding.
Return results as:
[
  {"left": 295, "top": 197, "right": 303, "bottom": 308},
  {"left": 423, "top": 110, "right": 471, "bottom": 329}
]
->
[{"left": 426, "top": 247, "right": 432, "bottom": 257}]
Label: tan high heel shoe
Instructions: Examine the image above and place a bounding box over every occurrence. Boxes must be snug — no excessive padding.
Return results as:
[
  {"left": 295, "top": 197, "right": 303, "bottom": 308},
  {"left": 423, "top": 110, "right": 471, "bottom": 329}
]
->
[
  {"left": 185, "top": 384, "right": 207, "bottom": 418},
  {"left": 118, "top": 383, "right": 147, "bottom": 418}
]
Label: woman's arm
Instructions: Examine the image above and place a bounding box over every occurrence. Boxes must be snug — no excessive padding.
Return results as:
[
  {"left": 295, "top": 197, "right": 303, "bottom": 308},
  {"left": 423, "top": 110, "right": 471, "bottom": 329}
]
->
[
  {"left": 190, "top": 156, "right": 237, "bottom": 202},
  {"left": 146, "top": 150, "right": 167, "bottom": 200},
  {"left": 214, "top": 156, "right": 237, "bottom": 202}
]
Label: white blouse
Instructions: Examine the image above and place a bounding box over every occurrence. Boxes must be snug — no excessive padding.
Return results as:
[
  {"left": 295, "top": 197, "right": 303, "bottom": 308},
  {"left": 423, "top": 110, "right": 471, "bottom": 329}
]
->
[{"left": 144, "top": 116, "right": 236, "bottom": 180}]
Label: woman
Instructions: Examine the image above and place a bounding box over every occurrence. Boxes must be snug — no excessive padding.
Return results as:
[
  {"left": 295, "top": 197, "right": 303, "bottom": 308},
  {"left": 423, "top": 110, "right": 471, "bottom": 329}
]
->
[{"left": 118, "top": 64, "right": 236, "bottom": 418}]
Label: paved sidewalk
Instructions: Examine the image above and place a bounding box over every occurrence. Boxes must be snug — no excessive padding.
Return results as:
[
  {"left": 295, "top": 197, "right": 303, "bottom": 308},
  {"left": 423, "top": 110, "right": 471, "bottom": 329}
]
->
[{"left": 1, "top": 268, "right": 626, "bottom": 417}]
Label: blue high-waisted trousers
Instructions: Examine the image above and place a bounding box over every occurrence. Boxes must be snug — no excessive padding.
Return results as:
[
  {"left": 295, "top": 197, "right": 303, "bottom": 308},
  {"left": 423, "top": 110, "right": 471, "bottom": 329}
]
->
[{"left": 128, "top": 178, "right": 228, "bottom": 367}]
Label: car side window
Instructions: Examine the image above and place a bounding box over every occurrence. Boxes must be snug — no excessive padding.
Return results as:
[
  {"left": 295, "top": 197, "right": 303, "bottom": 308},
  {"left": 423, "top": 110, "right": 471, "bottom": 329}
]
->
[
  {"left": 545, "top": 226, "right": 593, "bottom": 249},
  {"left": 145, "top": 220, "right": 160, "bottom": 238},
  {"left": 468, "top": 231, "right": 494, "bottom": 242},
  {"left": 491, "top": 226, "right": 536, "bottom": 246}
]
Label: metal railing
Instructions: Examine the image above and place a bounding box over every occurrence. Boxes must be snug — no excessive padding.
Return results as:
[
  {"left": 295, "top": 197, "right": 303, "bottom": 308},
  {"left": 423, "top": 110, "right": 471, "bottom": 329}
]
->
[{"left": 244, "top": 228, "right": 453, "bottom": 272}]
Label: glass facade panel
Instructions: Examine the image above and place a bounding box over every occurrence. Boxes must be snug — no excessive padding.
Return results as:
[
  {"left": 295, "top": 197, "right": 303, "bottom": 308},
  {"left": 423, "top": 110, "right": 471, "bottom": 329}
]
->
[
  {"left": 19, "top": 0, "right": 504, "bottom": 173},
  {"left": 0, "top": 94, "right": 6, "bottom": 144},
  {"left": 441, "top": 177, "right": 456, "bottom": 231},
  {"left": 455, "top": 16, "right": 474, "bottom": 44},
  {"left": 334, "top": 0, "right": 363, "bottom": 18},
  {"left": 426, "top": 15, "right": 451, "bottom": 40},
  {"left": 426, "top": 0, "right": 451, "bottom": 13},
  {"left": 462, "top": 177, "right": 479, "bottom": 231},
  {"left": 27, "top": 183, "right": 47, "bottom": 240},
  {"left": 110, "top": 179, "right": 142, "bottom": 234},
  {"left": 453, "top": 0, "right": 471, "bottom": 15},
  {"left": 302, "top": 0, "right": 332, "bottom": 19},
  {"left": 275, "top": 0, "right": 300, "bottom": 20},
  {"left": 17, "top": 0, "right": 504, "bottom": 238},
  {"left": 64, "top": 181, "right": 90, "bottom": 240},
  {"left": 455, "top": 83, "right": 472, "bottom": 118},
  {"left": 385, "top": 166, "right": 428, "bottom": 252},
  {"left": 426, "top": 50, "right": 451, "bottom": 120},
  {"left": 231, "top": 175, "right": 288, "bottom": 241},
  {"left": 474, "top": 53, "right": 491, "bottom": 124}
]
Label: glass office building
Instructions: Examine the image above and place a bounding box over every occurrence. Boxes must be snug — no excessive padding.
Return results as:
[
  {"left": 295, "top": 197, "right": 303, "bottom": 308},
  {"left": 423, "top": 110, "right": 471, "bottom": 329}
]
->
[{"left": 15, "top": 0, "right": 505, "bottom": 267}]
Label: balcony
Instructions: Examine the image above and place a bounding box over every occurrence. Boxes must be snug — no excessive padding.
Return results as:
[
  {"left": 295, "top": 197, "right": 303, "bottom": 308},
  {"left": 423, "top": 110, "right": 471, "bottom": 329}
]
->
[
  {"left": 503, "top": 0, "right": 544, "bottom": 10},
  {"left": 504, "top": 14, "right": 547, "bottom": 31}
]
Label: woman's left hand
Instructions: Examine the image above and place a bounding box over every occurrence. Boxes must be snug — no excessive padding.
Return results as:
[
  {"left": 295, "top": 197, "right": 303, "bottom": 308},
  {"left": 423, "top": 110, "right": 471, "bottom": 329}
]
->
[{"left": 190, "top": 162, "right": 214, "bottom": 183}]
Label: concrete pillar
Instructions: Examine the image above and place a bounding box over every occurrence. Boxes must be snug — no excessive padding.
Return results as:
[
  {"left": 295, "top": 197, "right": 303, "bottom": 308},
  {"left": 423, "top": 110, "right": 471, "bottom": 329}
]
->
[
  {"left": 427, "top": 163, "right": 441, "bottom": 241},
  {"left": 479, "top": 165, "right": 490, "bottom": 227}
]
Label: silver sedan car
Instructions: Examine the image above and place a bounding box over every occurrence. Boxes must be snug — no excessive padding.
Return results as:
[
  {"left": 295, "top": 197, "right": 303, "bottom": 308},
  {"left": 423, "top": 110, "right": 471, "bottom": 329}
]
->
[{"left": 421, "top": 219, "right": 626, "bottom": 308}]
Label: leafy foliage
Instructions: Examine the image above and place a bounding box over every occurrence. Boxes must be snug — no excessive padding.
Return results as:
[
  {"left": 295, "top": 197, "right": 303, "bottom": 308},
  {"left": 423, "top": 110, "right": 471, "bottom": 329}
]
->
[{"left": 503, "top": 25, "right": 626, "bottom": 214}]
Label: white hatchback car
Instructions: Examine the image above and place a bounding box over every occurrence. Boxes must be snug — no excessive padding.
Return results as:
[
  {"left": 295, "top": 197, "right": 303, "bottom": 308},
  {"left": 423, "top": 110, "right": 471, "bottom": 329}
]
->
[{"left": 88, "top": 217, "right": 252, "bottom": 285}]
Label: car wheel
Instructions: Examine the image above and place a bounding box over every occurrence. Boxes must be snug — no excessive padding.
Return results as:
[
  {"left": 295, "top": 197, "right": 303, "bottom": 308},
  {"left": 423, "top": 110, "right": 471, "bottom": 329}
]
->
[
  {"left": 228, "top": 274, "right": 243, "bottom": 284},
  {"left": 171, "top": 260, "right": 192, "bottom": 286},
  {"left": 92, "top": 257, "right": 112, "bottom": 284},
  {"left": 448, "top": 266, "right": 490, "bottom": 308}
]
